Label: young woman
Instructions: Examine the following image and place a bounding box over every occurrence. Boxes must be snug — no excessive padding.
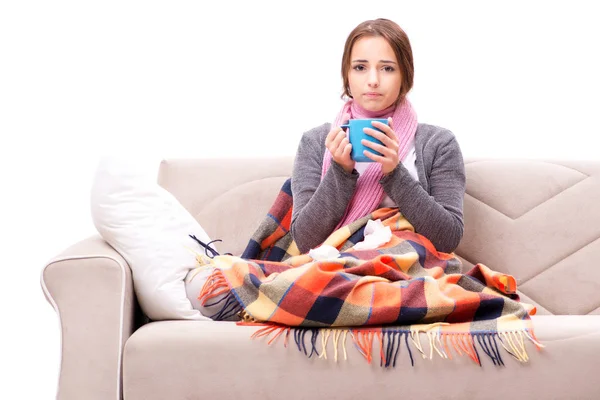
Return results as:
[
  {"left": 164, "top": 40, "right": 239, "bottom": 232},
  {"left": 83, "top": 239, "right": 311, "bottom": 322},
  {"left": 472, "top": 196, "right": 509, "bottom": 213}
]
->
[{"left": 290, "top": 18, "right": 466, "bottom": 254}]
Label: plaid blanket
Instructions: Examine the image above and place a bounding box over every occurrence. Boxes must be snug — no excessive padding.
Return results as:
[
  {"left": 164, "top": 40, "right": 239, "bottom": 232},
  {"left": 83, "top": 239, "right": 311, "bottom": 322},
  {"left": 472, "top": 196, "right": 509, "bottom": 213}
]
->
[{"left": 195, "top": 179, "right": 542, "bottom": 367}]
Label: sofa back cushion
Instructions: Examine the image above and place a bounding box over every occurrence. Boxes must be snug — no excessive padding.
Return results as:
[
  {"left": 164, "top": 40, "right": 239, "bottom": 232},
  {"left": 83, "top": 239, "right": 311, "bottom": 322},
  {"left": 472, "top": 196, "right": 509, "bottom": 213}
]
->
[
  {"left": 158, "top": 158, "right": 600, "bottom": 316},
  {"left": 158, "top": 157, "right": 293, "bottom": 258}
]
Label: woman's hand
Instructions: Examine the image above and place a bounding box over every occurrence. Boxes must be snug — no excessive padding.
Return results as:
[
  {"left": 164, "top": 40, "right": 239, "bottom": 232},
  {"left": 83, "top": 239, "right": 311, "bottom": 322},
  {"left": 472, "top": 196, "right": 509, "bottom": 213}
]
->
[
  {"left": 325, "top": 114, "right": 355, "bottom": 173},
  {"left": 362, "top": 117, "right": 399, "bottom": 175}
]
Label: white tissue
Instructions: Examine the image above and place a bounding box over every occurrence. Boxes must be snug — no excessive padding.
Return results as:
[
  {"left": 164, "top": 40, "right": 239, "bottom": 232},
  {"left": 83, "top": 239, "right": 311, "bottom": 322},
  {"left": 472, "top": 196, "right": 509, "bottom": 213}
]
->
[
  {"left": 352, "top": 219, "right": 393, "bottom": 250},
  {"left": 308, "top": 244, "right": 340, "bottom": 261}
]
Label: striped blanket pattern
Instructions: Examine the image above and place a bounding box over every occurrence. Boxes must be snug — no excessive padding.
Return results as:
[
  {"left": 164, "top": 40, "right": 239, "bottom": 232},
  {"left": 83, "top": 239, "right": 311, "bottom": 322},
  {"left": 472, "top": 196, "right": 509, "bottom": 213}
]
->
[{"left": 196, "top": 179, "right": 542, "bottom": 367}]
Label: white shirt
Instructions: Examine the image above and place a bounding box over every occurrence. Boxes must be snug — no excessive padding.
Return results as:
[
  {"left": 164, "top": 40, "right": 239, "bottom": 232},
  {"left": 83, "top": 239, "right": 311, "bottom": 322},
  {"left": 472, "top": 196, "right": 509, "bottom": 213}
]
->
[{"left": 353, "top": 141, "right": 418, "bottom": 208}]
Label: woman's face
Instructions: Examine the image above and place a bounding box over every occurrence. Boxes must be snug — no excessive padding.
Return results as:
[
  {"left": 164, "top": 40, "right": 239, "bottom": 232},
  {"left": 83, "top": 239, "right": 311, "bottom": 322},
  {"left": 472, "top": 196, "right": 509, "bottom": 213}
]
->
[{"left": 348, "top": 36, "right": 402, "bottom": 112}]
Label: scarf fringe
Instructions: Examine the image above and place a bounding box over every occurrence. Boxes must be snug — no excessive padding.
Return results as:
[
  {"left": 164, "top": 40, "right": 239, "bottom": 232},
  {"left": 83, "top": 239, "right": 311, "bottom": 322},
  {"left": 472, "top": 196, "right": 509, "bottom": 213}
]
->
[{"left": 240, "top": 323, "right": 543, "bottom": 368}]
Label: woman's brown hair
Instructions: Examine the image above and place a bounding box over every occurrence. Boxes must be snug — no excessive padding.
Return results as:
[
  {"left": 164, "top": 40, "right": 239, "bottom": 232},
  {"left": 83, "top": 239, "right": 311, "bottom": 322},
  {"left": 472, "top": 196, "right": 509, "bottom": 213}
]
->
[{"left": 341, "top": 18, "right": 414, "bottom": 102}]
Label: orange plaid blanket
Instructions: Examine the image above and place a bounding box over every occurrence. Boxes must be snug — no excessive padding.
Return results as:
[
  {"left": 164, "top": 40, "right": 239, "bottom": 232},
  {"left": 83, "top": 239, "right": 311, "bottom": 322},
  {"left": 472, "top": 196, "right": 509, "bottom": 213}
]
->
[{"left": 196, "top": 179, "right": 542, "bottom": 367}]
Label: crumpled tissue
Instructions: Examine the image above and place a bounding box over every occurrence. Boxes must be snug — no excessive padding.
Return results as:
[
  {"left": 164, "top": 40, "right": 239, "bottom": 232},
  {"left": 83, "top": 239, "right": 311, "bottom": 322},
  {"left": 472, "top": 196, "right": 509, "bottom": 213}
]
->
[
  {"left": 308, "top": 244, "right": 340, "bottom": 261},
  {"left": 352, "top": 219, "right": 392, "bottom": 250}
]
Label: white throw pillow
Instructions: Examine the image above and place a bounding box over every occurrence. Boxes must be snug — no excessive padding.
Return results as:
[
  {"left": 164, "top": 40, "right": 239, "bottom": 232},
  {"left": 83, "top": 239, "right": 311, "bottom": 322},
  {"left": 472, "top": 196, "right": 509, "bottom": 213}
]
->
[{"left": 90, "top": 156, "right": 215, "bottom": 321}]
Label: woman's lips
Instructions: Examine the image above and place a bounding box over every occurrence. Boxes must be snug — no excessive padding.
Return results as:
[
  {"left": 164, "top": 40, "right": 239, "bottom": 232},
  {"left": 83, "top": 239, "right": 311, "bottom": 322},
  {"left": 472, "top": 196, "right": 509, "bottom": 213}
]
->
[{"left": 364, "top": 92, "right": 382, "bottom": 98}]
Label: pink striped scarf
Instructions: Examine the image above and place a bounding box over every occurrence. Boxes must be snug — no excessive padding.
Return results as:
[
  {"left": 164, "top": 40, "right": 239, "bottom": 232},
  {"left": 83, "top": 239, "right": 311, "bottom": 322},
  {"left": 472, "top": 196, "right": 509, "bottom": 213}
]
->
[{"left": 322, "top": 98, "right": 418, "bottom": 230}]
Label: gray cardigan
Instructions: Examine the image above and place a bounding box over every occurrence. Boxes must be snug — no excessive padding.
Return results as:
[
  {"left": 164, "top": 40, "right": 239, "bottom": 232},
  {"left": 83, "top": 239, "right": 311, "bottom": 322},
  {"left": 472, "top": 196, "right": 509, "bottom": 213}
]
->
[{"left": 290, "top": 122, "right": 466, "bottom": 254}]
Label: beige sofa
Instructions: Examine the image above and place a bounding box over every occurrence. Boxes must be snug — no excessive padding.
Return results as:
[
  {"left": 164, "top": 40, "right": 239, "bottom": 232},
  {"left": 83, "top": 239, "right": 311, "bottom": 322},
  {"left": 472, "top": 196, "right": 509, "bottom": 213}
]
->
[{"left": 42, "top": 157, "right": 600, "bottom": 400}]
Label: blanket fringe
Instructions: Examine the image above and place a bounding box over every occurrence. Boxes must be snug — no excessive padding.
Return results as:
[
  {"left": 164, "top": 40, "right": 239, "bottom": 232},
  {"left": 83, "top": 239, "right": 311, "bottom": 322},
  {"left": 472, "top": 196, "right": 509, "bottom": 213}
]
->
[
  {"left": 198, "top": 267, "right": 229, "bottom": 305},
  {"left": 197, "top": 268, "right": 243, "bottom": 320},
  {"left": 242, "top": 323, "right": 543, "bottom": 368}
]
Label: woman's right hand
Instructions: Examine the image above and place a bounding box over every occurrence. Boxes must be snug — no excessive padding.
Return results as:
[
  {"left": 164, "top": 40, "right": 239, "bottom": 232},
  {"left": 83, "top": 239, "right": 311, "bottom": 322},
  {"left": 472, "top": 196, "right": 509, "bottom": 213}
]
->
[{"left": 325, "top": 119, "right": 355, "bottom": 174}]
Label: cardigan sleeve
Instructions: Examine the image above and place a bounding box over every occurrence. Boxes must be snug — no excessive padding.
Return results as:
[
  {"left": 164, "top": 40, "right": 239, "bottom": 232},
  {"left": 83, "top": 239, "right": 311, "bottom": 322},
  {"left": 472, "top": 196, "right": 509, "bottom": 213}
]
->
[{"left": 290, "top": 124, "right": 359, "bottom": 254}]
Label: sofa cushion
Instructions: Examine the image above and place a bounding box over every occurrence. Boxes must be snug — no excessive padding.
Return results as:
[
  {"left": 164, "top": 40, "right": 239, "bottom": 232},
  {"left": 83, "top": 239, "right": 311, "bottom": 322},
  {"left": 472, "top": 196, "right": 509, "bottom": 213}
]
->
[
  {"left": 157, "top": 157, "right": 294, "bottom": 257},
  {"left": 123, "top": 316, "right": 600, "bottom": 400},
  {"left": 456, "top": 159, "right": 600, "bottom": 315},
  {"left": 90, "top": 157, "right": 215, "bottom": 321}
]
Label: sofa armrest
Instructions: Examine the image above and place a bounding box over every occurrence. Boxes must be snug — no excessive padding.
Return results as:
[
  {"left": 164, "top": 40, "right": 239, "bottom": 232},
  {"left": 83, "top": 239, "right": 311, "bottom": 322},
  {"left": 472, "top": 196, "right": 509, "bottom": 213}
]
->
[{"left": 41, "top": 235, "right": 142, "bottom": 400}]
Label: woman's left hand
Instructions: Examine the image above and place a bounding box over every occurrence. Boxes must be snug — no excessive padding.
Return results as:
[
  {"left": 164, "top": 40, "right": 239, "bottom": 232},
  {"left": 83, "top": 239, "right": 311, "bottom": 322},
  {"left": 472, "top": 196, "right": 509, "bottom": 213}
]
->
[{"left": 362, "top": 117, "right": 399, "bottom": 175}]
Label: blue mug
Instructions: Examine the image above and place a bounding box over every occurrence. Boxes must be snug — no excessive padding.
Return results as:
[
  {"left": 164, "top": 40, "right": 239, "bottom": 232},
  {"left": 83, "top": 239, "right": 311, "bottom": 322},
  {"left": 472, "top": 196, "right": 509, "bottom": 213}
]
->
[{"left": 340, "top": 118, "right": 388, "bottom": 163}]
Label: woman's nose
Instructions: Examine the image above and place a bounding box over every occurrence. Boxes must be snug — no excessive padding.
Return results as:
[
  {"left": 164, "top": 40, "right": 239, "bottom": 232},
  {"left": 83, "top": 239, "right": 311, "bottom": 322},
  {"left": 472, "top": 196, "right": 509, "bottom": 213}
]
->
[{"left": 367, "top": 69, "right": 379, "bottom": 87}]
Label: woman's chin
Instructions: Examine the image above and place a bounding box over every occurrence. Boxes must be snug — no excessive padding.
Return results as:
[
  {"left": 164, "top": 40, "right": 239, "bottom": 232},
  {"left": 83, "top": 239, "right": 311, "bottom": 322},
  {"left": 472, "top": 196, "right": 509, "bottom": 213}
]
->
[{"left": 357, "top": 100, "right": 392, "bottom": 112}]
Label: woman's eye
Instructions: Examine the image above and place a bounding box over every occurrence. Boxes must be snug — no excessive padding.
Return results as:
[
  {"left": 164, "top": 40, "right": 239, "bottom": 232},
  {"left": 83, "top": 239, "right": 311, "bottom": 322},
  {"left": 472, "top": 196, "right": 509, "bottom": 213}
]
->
[
  {"left": 352, "top": 65, "right": 366, "bottom": 71},
  {"left": 383, "top": 66, "right": 395, "bottom": 72}
]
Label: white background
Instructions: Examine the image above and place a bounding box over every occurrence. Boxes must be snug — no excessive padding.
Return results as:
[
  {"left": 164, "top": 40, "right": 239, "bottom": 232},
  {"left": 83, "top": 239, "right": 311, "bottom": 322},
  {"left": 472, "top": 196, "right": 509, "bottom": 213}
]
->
[{"left": 1, "top": 1, "right": 599, "bottom": 398}]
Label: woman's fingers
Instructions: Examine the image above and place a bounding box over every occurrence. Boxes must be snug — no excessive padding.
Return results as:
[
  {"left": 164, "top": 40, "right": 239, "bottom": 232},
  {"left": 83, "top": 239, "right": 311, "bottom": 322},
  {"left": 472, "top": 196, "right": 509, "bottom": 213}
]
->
[
  {"left": 325, "top": 127, "right": 354, "bottom": 173},
  {"left": 363, "top": 126, "right": 397, "bottom": 148},
  {"left": 371, "top": 120, "right": 397, "bottom": 144},
  {"left": 325, "top": 127, "right": 338, "bottom": 148},
  {"left": 361, "top": 140, "right": 397, "bottom": 161},
  {"left": 362, "top": 131, "right": 398, "bottom": 157},
  {"left": 327, "top": 128, "right": 353, "bottom": 163},
  {"left": 362, "top": 149, "right": 383, "bottom": 162},
  {"left": 326, "top": 128, "right": 343, "bottom": 151},
  {"left": 335, "top": 137, "right": 351, "bottom": 157},
  {"left": 361, "top": 117, "right": 398, "bottom": 175},
  {"left": 372, "top": 120, "right": 395, "bottom": 136},
  {"left": 361, "top": 139, "right": 388, "bottom": 154},
  {"left": 331, "top": 130, "right": 346, "bottom": 153},
  {"left": 341, "top": 142, "right": 352, "bottom": 160}
]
